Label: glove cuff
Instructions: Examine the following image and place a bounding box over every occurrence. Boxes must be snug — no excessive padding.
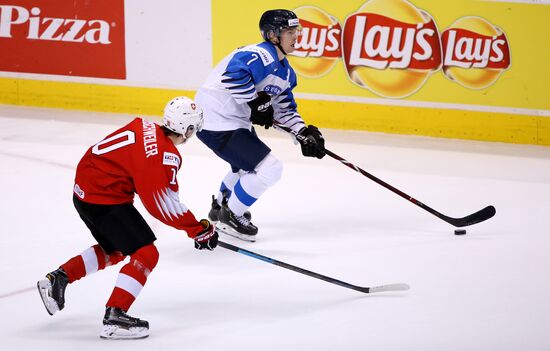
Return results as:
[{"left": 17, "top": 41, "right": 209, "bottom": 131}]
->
[{"left": 247, "top": 92, "right": 271, "bottom": 110}]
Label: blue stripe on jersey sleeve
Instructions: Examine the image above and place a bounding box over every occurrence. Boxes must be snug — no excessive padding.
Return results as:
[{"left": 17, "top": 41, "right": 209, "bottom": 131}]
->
[
  {"left": 231, "top": 86, "right": 256, "bottom": 96},
  {"left": 273, "top": 87, "right": 304, "bottom": 131},
  {"left": 222, "top": 67, "right": 246, "bottom": 82},
  {"left": 221, "top": 46, "right": 276, "bottom": 99},
  {"left": 275, "top": 91, "right": 298, "bottom": 111},
  {"left": 226, "top": 82, "right": 253, "bottom": 91},
  {"left": 221, "top": 74, "right": 251, "bottom": 85},
  {"left": 221, "top": 63, "right": 255, "bottom": 102},
  {"left": 278, "top": 95, "right": 294, "bottom": 105}
]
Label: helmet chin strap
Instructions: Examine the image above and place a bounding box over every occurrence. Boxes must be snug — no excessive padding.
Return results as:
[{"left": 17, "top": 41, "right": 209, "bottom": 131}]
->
[
  {"left": 276, "top": 38, "right": 287, "bottom": 56},
  {"left": 270, "top": 35, "right": 287, "bottom": 57}
]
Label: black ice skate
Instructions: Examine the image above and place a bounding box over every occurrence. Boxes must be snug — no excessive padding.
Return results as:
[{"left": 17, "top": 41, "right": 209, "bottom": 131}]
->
[
  {"left": 100, "top": 307, "right": 149, "bottom": 340},
  {"left": 37, "top": 268, "right": 69, "bottom": 316},
  {"left": 208, "top": 195, "right": 222, "bottom": 222},
  {"left": 217, "top": 204, "right": 258, "bottom": 242},
  {"left": 208, "top": 194, "right": 251, "bottom": 222}
]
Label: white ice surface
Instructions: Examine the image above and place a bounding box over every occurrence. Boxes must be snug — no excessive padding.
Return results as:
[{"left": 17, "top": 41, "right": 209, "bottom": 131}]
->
[{"left": 0, "top": 105, "right": 549, "bottom": 350}]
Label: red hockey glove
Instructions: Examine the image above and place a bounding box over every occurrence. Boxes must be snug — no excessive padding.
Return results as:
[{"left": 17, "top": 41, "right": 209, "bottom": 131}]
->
[{"left": 194, "top": 219, "right": 218, "bottom": 251}]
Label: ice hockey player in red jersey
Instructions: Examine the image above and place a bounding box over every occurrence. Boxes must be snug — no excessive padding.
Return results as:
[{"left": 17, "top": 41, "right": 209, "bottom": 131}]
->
[{"left": 37, "top": 96, "right": 218, "bottom": 340}]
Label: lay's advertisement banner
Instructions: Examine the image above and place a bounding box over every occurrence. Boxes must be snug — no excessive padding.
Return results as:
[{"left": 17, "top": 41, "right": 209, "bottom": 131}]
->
[
  {"left": 291, "top": 2, "right": 511, "bottom": 99},
  {"left": 212, "top": 0, "right": 550, "bottom": 144}
]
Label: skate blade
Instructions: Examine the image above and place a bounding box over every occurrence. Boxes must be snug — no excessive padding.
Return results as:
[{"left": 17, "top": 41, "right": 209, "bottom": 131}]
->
[
  {"left": 100, "top": 325, "right": 149, "bottom": 340},
  {"left": 216, "top": 223, "right": 257, "bottom": 242},
  {"left": 37, "top": 279, "right": 59, "bottom": 316}
]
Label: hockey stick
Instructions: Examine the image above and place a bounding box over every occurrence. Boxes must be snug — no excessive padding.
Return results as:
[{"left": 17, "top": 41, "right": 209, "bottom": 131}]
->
[
  {"left": 274, "top": 123, "right": 496, "bottom": 228},
  {"left": 218, "top": 241, "right": 410, "bottom": 294}
]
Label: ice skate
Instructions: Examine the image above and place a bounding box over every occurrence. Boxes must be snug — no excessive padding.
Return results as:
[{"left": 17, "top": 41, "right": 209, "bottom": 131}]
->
[
  {"left": 217, "top": 204, "right": 257, "bottom": 242},
  {"left": 208, "top": 195, "right": 222, "bottom": 222},
  {"left": 37, "top": 268, "right": 69, "bottom": 316},
  {"left": 208, "top": 194, "right": 251, "bottom": 222},
  {"left": 100, "top": 307, "right": 149, "bottom": 340}
]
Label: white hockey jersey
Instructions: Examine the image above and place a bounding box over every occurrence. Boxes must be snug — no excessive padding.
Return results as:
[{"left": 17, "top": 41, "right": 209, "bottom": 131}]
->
[{"left": 195, "top": 41, "right": 306, "bottom": 133}]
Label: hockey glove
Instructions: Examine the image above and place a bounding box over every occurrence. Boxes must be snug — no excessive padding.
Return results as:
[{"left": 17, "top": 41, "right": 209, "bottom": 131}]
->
[
  {"left": 247, "top": 91, "right": 274, "bottom": 129},
  {"left": 297, "top": 125, "right": 326, "bottom": 159},
  {"left": 194, "top": 219, "right": 218, "bottom": 251}
]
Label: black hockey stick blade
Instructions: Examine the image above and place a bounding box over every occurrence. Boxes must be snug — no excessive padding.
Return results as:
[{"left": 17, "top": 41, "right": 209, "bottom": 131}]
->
[
  {"left": 323, "top": 149, "right": 497, "bottom": 228},
  {"left": 218, "top": 241, "right": 410, "bottom": 294},
  {"left": 442, "top": 205, "right": 496, "bottom": 228}
]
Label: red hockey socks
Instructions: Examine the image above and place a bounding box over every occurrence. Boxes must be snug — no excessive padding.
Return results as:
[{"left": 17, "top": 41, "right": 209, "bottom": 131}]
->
[
  {"left": 61, "top": 244, "right": 125, "bottom": 283},
  {"left": 106, "top": 244, "right": 159, "bottom": 311}
]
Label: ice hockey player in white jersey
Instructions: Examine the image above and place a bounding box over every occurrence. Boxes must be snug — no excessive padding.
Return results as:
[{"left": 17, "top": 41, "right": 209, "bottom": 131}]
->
[{"left": 195, "top": 9, "right": 326, "bottom": 242}]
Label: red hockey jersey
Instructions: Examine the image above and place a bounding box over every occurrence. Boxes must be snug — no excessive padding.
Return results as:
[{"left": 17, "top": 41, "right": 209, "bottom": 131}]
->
[{"left": 73, "top": 118, "right": 203, "bottom": 238}]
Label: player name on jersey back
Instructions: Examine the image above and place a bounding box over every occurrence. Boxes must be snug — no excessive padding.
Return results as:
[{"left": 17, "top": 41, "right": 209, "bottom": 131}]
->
[{"left": 142, "top": 120, "right": 158, "bottom": 158}]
